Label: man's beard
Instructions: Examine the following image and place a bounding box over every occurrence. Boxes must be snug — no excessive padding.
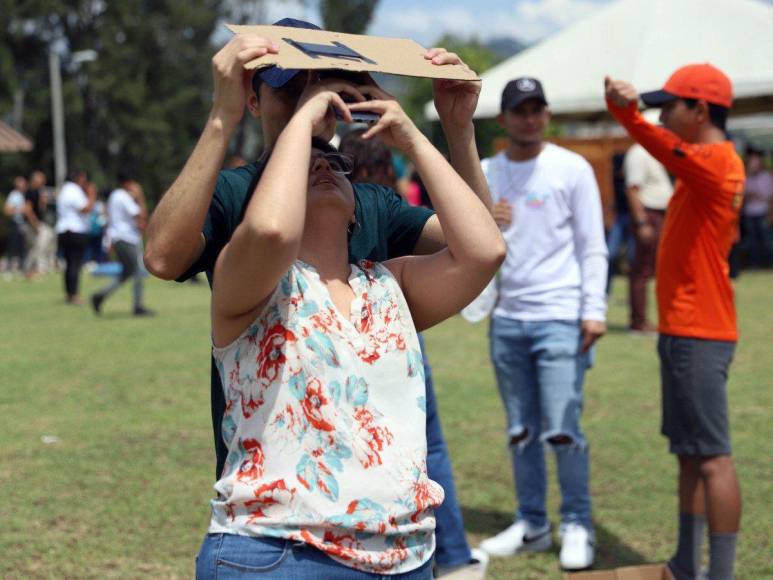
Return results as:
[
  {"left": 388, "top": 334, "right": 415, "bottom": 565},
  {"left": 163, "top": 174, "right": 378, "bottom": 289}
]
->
[{"left": 513, "top": 136, "right": 542, "bottom": 147}]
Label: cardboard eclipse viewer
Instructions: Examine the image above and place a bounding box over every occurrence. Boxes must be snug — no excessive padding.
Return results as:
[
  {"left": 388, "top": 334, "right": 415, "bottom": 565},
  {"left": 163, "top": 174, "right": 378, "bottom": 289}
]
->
[{"left": 227, "top": 24, "right": 480, "bottom": 82}]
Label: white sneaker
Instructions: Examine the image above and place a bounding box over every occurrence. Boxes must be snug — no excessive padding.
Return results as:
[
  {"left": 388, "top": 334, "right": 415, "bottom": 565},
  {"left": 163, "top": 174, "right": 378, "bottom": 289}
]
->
[
  {"left": 479, "top": 520, "right": 552, "bottom": 557},
  {"left": 435, "top": 548, "right": 489, "bottom": 579},
  {"left": 559, "top": 523, "right": 595, "bottom": 570}
]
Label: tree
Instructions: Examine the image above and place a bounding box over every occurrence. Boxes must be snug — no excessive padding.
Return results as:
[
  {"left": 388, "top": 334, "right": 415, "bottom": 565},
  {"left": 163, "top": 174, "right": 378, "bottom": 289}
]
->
[
  {"left": 320, "top": 0, "right": 380, "bottom": 34},
  {"left": 0, "top": 1, "right": 220, "bottom": 202},
  {"left": 400, "top": 34, "right": 506, "bottom": 156}
]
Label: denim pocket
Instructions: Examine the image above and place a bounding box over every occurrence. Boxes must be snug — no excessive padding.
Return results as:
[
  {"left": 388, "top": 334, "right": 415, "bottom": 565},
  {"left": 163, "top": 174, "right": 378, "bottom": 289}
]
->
[{"left": 216, "top": 535, "right": 291, "bottom": 574}]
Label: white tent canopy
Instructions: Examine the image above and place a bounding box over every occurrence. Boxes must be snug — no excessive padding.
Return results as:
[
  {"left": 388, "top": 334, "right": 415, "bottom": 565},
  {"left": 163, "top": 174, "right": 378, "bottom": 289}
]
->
[{"left": 425, "top": 0, "right": 773, "bottom": 120}]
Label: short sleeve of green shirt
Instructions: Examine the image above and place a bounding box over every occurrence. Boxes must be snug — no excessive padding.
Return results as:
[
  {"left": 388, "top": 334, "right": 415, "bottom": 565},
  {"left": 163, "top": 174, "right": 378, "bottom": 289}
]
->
[
  {"left": 349, "top": 183, "right": 434, "bottom": 263},
  {"left": 175, "top": 163, "right": 260, "bottom": 283}
]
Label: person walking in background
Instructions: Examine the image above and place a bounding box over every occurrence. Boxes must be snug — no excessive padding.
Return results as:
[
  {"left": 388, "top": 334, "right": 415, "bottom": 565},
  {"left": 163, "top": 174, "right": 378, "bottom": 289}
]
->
[
  {"left": 85, "top": 184, "right": 108, "bottom": 265},
  {"left": 3, "top": 176, "right": 29, "bottom": 276},
  {"left": 479, "top": 78, "right": 607, "bottom": 571},
  {"left": 91, "top": 174, "right": 153, "bottom": 316},
  {"left": 624, "top": 142, "right": 673, "bottom": 333},
  {"left": 741, "top": 145, "right": 772, "bottom": 268},
  {"left": 606, "top": 63, "right": 744, "bottom": 580},
  {"left": 24, "top": 170, "right": 55, "bottom": 277},
  {"left": 54, "top": 169, "right": 95, "bottom": 304}
]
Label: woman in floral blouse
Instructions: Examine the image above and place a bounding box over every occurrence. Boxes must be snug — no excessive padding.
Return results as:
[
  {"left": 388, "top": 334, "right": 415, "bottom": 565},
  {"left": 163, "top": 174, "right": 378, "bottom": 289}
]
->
[{"left": 196, "top": 82, "right": 505, "bottom": 579}]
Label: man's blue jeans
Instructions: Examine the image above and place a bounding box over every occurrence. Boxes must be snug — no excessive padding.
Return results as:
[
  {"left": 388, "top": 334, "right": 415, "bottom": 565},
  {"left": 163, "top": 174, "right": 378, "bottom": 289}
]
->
[
  {"left": 420, "top": 334, "right": 473, "bottom": 568},
  {"left": 489, "top": 317, "right": 593, "bottom": 530}
]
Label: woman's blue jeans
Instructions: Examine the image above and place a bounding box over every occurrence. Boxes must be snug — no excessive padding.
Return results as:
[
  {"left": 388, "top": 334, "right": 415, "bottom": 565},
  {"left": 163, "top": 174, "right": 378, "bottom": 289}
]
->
[{"left": 196, "top": 534, "right": 433, "bottom": 579}]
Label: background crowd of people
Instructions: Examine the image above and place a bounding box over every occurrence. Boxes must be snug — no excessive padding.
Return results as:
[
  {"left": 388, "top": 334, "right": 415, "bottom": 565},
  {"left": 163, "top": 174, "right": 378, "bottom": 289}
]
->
[{"left": 2, "top": 169, "right": 154, "bottom": 315}]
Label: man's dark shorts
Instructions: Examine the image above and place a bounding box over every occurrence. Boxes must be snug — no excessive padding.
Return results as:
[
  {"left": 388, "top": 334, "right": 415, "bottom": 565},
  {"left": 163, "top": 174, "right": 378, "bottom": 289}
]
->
[{"left": 658, "top": 334, "right": 736, "bottom": 457}]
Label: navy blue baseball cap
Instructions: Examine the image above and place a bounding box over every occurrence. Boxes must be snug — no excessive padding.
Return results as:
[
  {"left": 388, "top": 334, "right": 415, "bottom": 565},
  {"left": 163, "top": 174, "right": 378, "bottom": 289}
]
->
[
  {"left": 501, "top": 77, "right": 548, "bottom": 112},
  {"left": 255, "top": 18, "right": 321, "bottom": 89}
]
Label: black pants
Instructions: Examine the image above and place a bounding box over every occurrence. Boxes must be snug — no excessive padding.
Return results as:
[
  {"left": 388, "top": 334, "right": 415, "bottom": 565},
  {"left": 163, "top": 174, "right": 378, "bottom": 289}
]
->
[
  {"left": 58, "top": 231, "right": 89, "bottom": 298},
  {"left": 5, "top": 222, "right": 27, "bottom": 261}
]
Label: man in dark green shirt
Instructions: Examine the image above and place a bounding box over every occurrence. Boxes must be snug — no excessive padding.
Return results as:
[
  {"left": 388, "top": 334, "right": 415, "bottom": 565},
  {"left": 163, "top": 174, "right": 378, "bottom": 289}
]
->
[
  {"left": 144, "top": 18, "right": 492, "bottom": 577},
  {"left": 179, "top": 160, "right": 433, "bottom": 285}
]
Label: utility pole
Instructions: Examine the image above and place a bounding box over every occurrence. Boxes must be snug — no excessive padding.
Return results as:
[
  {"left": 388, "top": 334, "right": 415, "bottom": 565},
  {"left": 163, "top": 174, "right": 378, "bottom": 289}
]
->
[
  {"left": 49, "top": 51, "right": 67, "bottom": 188},
  {"left": 48, "top": 49, "right": 98, "bottom": 188}
]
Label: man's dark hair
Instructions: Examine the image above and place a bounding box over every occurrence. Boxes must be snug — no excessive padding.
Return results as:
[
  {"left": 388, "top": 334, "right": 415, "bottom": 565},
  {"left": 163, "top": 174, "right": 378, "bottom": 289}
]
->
[
  {"left": 745, "top": 144, "right": 764, "bottom": 158},
  {"left": 117, "top": 171, "right": 134, "bottom": 184},
  {"left": 311, "top": 136, "right": 338, "bottom": 155},
  {"left": 67, "top": 168, "right": 87, "bottom": 182},
  {"left": 683, "top": 98, "right": 728, "bottom": 131},
  {"left": 251, "top": 73, "right": 263, "bottom": 97}
]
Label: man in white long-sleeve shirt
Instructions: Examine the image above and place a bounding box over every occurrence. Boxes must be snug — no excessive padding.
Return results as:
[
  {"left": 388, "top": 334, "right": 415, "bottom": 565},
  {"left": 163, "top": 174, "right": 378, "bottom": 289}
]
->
[{"left": 479, "top": 78, "right": 608, "bottom": 571}]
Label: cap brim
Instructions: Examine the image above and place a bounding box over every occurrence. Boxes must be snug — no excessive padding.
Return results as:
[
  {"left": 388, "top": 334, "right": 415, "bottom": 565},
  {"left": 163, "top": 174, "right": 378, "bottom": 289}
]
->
[
  {"left": 259, "top": 66, "right": 301, "bottom": 89},
  {"left": 259, "top": 17, "right": 322, "bottom": 88},
  {"left": 503, "top": 94, "right": 548, "bottom": 111},
  {"left": 640, "top": 90, "right": 678, "bottom": 108}
]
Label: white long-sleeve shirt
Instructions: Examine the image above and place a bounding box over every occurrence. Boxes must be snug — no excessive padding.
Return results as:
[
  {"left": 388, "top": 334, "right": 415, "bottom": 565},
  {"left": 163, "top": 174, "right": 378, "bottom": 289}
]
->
[{"left": 482, "top": 144, "right": 608, "bottom": 322}]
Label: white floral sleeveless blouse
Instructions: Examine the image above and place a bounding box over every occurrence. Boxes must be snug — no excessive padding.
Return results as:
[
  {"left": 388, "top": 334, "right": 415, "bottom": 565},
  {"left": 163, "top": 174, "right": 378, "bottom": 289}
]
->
[{"left": 209, "top": 260, "right": 444, "bottom": 574}]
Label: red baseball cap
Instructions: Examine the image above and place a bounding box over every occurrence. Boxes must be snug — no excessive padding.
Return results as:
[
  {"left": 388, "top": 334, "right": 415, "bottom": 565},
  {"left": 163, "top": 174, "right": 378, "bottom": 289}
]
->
[{"left": 640, "top": 63, "right": 733, "bottom": 109}]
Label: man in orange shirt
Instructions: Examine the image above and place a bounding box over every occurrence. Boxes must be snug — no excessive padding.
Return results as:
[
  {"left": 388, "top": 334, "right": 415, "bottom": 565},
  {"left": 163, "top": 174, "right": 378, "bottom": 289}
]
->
[{"left": 605, "top": 65, "right": 744, "bottom": 580}]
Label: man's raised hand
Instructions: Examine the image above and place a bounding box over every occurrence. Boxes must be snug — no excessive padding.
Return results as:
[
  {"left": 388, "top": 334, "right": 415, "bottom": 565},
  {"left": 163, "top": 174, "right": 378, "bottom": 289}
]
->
[
  {"left": 210, "top": 35, "right": 279, "bottom": 130},
  {"left": 604, "top": 76, "right": 639, "bottom": 109},
  {"left": 426, "top": 48, "right": 481, "bottom": 130},
  {"left": 350, "top": 100, "right": 425, "bottom": 153}
]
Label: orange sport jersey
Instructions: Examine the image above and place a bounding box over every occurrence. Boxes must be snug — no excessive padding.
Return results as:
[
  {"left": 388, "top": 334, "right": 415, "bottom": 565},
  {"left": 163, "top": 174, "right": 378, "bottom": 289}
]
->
[{"left": 608, "top": 102, "right": 745, "bottom": 341}]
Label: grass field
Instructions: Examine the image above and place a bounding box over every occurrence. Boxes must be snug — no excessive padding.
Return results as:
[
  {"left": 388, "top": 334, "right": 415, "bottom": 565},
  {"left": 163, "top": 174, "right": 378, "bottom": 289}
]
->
[{"left": 1, "top": 270, "right": 771, "bottom": 579}]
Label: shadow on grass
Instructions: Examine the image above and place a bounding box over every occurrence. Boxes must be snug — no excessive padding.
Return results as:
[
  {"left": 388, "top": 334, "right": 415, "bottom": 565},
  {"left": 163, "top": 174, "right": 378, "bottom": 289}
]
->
[
  {"left": 461, "top": 506, "right": 653, "bottom": 569},
  {"left": 593, "top": 523, "right": 654, "bottom": 569},
  {"left": 605, "top": 322, "right": 631, "bottom": 335},
  {"left": 96, "top": 312, "right": 140, "bottom": 319}
]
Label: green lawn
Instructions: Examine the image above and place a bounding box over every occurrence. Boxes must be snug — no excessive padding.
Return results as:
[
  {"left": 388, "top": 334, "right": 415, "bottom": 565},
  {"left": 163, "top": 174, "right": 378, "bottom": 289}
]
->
[{"left": 1, "top": 270, "right": 770, "bottom": 579}]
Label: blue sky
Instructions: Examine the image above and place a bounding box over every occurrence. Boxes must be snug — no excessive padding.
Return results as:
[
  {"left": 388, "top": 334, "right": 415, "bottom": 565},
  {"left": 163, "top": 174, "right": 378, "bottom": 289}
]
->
[
  {"left": 255, "top": 0, "right": 612, "bottom": 45},
  {"left": 231, "top": 0, "right": 773, "bottom": 48}
]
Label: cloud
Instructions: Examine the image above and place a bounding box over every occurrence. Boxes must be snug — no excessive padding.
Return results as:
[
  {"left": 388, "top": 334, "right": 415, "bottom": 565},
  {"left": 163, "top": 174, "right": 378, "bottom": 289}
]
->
[
  {"left": 369, "top": 0, "right": 608, "bottom": 46},
  {"left": 514, "top": 0, "right": 603, "bottom": 40},
  {"left": 375, "top": 7, "right": 478, "bottom": 40}
]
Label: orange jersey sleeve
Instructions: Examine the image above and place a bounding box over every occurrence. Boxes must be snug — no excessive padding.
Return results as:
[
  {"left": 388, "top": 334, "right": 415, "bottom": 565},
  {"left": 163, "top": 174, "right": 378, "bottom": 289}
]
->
[{"left": 607, "top": 101, "right": 733, "bottom": 196}]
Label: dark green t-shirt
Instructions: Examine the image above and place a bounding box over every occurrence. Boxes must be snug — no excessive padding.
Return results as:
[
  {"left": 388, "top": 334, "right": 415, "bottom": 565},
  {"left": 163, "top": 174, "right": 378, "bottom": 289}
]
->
[
  {"left": 179, "top": 160, "right": 434, "bottom": 479},
  {"left": 179, "top": 159, "right": 433, "bottom": 283}
]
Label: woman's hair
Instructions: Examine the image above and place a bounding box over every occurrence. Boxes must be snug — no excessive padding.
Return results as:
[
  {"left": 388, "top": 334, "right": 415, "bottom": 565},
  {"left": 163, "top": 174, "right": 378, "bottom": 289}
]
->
[
  {"left": 311, "top": 136, "right": 338, "bottom": 155},
  {"left": 338, "top": 129, "right": 397, "bottom": 189}
]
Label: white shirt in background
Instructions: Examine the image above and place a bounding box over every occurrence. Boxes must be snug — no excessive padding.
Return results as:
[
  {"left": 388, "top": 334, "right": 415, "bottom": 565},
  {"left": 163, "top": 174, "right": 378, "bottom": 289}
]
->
[
  {"left": 55, "top": 181, "right": 89, "bottom": 234},
  {"left": 482, "top": 144, "right": 608, "bottom": 322},
  {"left": 107, "top": 188, "right": 141, "bottom": 245},
  {"left": 5, "top": 190, "right": 26, "bottom": 224},
  {"left": 743, "top": 170, "right": 773, "bottom": 218},
  {"left": 624, "top": 143, "right": 673, "bottom": 210}
]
